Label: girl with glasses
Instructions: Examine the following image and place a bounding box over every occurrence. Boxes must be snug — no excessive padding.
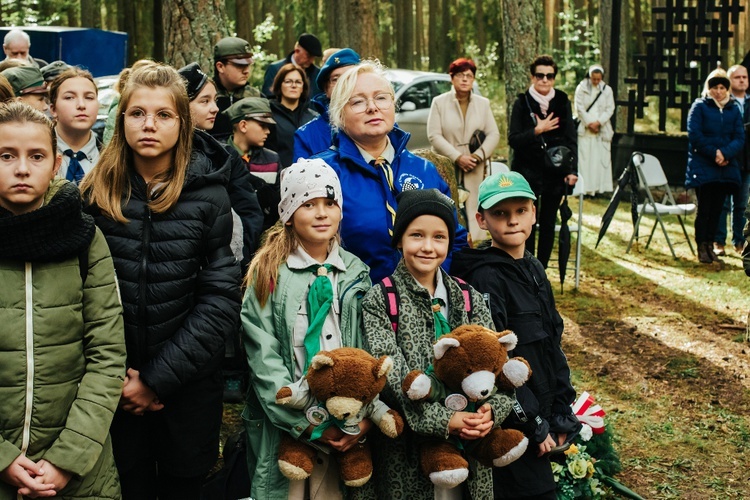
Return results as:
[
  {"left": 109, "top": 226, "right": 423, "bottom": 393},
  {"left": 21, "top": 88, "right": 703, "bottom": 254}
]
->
[
  {"left": 316, "top": 60, "right": 468, "bottom": 284},
  {"left": 508, "top": 54, "right": 578, "bottom": 269},
  {"left": 267, "top": 63, "right": 318, "bottom": 168},
  {"left": 80, "top": 63, "right": 242, "bottom": 499}
]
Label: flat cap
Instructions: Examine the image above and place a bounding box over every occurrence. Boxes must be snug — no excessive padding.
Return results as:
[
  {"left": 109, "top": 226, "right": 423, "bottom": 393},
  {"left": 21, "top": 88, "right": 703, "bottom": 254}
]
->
[{"left": 224, "top": 97, "right": 276, "bottom": 124}]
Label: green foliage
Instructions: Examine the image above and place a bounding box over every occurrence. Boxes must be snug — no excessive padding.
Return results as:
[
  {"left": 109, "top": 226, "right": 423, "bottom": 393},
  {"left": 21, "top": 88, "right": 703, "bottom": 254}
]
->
[
  {"left": 552, "top": 7, "right": 601, "bottom": 95},
  {"left": 247, "top": 15, "right": 279, "bottom": 89}
]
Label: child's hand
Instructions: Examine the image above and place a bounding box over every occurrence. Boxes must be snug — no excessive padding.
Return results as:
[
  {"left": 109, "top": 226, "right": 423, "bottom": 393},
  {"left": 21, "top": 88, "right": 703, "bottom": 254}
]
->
[
  {"left": 120, "top": 368, "right": 164, "bottom": 415},
  {"left": 34, "top": 460, "right": 72, "bottom": 493},
  {"left": 537, "top": 434, "right": 557, "bottom": 457},
  {"left": 327, "top": 419, "right": 374, "bottom": 452},
  {"left": 449, "top": 404, "right": 494, "bottom": 440},
  {"left": 0, "top": 454, "right": 56, "bottom": 498}
]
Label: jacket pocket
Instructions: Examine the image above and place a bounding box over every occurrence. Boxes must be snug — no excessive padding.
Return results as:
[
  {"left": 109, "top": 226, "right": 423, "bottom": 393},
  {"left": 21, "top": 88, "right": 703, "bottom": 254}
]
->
[
  {"left": 241, "top": 404, "right": 264, "bottom": 481},
  {"left": 508, "top": 311, "right": 547, "bottom": 345}
]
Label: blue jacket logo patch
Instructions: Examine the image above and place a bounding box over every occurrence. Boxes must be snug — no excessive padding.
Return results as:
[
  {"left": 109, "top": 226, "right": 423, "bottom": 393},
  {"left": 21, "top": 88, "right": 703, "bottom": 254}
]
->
[{"left": 398, "top": 173, "right": 424, "bottom": 191}]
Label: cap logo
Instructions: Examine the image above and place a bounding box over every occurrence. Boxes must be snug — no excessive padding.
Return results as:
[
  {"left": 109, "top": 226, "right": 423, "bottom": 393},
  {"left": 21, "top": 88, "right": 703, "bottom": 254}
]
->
[
  {"left": 334, "top": 57, "right": 340, "bottom": 63},
  {"left": 326, "top": 185, "right": 335, "bottom": 199},
  {"left": 244, "top": 43, "right": 251, "bottom": 52},
  {"left": 498, "top": 175, "right": 513, "bottom": 188}
]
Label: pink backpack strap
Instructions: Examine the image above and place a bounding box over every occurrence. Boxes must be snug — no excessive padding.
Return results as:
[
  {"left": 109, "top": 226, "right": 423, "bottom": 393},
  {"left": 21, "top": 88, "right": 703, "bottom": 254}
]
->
[
  {"left": 452, "top": 276, "right": 473, "bottom": 316},
  {"left": 378, "top": 276, "right": 399, "bottom": 332}
]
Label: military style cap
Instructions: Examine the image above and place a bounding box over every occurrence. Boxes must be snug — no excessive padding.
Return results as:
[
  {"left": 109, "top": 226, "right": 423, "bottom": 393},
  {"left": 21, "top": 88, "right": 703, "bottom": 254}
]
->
[
  {"left": 224, "top": 97, "right": 276, "bottom": 124},
  {"left": 317, "top": 48, "right": 360, "bottom": 89},
  {"left": 478, "top": 171, "right": 537, "bottom": 210},
  {"left": 1, "top": 65, "right": 47, "bottom": 96},
  {"left": 297, "top": 33, "right": 322, "bottom": 57},
  {"left": 178, "top": 62, "right": 209, "bottom": 100},
  {"left": 40, "top": 60, "right": 71, "bottom": 82},
  {"left": 214, "top": 37, "right": 253, "bottom": 65}
]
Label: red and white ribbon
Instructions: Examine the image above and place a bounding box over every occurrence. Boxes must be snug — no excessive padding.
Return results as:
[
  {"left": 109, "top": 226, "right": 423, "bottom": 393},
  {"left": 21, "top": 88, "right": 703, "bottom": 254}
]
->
[{"left": 572, "top": 391, "right": 606, "bottom": 434}]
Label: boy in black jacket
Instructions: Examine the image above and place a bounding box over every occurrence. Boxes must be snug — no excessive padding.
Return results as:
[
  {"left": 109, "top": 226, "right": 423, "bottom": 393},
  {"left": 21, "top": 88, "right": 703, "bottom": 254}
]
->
[{"left": 451, "top": 171, "right": 580, "bottom": 499}]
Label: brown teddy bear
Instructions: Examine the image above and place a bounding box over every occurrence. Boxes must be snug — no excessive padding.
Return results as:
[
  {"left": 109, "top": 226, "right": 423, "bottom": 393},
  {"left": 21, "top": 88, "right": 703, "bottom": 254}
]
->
[
  {"left": 401, "top": 325, "right": 531, "bottom": 488},
  {"left": 275, "top": 347, "right": 405, "bottom": 487}
]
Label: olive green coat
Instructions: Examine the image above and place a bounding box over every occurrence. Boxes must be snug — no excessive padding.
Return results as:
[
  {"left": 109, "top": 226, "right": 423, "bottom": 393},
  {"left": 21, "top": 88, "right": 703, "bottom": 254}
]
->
[{"left": 0, "top": 183, "right": 126, "bottom": 499}]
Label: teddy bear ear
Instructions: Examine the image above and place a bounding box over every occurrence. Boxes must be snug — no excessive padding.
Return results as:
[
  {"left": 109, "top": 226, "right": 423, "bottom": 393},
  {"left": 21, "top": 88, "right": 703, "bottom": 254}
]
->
[
  {"left": 310, "top": 352, "right": 335, "bottom": 370},
  {"left": 374, "top": 356, "right": 393, "bottom": 378},
  {"left": 496, "top": 331, "right": 518, "bottom": 351},
  {"left": 434, "top": 337, "right": 461, "bottom": 360}
]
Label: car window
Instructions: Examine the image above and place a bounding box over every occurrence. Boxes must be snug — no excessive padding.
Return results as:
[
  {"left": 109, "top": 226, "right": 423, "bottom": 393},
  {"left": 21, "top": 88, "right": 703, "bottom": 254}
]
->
[
  {"left": 433, "top": 80, "right": 452, "bottom": 97},
  {"left": 398, "top": 81, "right": 433, "bottom": 110}
]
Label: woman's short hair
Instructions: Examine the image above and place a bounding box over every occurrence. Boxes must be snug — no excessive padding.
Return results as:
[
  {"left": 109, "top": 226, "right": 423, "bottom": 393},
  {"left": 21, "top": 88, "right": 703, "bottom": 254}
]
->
[
  {"left": 530, "top": 54, "right": 557, "bottom": 76},
  {"left": 271, "top": 63, "right": 309, "bottom": 103},
  {"left": 328, "top": 60, "right": 394, "bottom": 133},
  {"left": 448, "top": 58, "right": 476, "bottom": 76}
]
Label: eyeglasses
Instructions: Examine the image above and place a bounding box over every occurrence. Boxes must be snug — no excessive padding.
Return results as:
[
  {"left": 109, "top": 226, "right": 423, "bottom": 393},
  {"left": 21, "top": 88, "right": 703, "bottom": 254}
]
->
[
  {"left": 534, "top": 72, "right": 556, "bottom": 81},
  {"left": 283, "top": 79, "right": 304, "bottom": 87},
  {"left": 454, "top": 72, "right": 475, "bottom": 81},
  {"left": 348, "top": 93, "right": 394, "bottom": 113},
  {"left": 123, "top": 109, "right": 179, "bottom": 129}
]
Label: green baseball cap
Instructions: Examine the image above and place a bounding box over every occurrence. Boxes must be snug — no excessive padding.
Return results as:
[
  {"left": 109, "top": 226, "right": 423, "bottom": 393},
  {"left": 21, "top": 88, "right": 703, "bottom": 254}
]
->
[
  {"left": 1, "top": 65, "right": 47, "bottom": 96},
  {"left": 224, "top": 97, "right": 275, "bottom": 124},
  {"left": 478, "top": 171, "right": 537, "bottom": 209},
  {"left": 214, "top": 37, "right": 253, "bottom": 64}
]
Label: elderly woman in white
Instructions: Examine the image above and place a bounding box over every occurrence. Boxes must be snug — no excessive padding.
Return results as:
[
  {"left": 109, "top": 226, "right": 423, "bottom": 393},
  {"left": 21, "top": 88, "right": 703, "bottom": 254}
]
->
[
  {"left": 575, "top": 64, "right": 616, "bottom": 195},
  {"left": 427, "top": 58, "right": 500, "bottom": 243}
]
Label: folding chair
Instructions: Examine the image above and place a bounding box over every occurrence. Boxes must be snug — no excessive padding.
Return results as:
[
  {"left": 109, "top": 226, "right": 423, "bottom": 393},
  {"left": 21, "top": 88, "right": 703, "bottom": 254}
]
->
[
  {"left": 489, "top": 161, "right": 510, "bottom": 175},
  {"left": 626, "top": 153, "right": 696, "bottom": 258}
]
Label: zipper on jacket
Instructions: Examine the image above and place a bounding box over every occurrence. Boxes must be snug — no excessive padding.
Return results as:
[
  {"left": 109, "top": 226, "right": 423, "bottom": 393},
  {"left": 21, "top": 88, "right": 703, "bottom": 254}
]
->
[
  {"left": 137, "top": 205, "right": 152, "bottom": 367},
  {"left": 21, "top": 262, "right": 34, "bottom": 455}
]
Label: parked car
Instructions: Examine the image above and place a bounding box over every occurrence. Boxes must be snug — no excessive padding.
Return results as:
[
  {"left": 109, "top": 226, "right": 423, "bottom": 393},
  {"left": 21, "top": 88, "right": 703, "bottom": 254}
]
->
[
  {"left": 384, "top": 69, "right": 480, "bottom": 150},
  {"left": 93, "top": 75, "right": 118, "bottom": 142}
]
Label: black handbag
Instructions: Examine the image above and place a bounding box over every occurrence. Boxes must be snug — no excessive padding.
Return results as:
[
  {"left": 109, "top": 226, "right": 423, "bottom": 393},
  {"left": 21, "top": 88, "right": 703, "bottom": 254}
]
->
[
  {"left": 468, "top": 129, "right": 486, "bottom": 154},
  {"left": 524, "top": 94, "right": 575, "bottom": 172}
]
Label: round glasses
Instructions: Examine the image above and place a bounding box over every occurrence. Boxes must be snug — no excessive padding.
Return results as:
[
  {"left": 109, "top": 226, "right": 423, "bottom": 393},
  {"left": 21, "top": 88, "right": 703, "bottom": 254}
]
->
[
  {"left": 348, "top": 93, "right": 394, "bottom": 114},
  {"left": 123, "top": 109, "right": 179, "bottom": 129},
  {"left": 283, "top": 79, "right": 304, "bottom": 87}
]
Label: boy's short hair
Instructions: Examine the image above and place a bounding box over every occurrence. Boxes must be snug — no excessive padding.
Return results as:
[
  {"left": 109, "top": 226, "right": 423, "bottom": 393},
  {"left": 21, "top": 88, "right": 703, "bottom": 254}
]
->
[{"left": 478, "top": 171, "right": 536, "bottom": 210}]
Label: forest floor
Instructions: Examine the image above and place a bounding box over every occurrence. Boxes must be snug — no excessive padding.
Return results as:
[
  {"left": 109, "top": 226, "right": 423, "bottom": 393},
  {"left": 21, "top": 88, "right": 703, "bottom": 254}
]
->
[{"left": 220, "top": 196, "right": 750, "bottom": 499}]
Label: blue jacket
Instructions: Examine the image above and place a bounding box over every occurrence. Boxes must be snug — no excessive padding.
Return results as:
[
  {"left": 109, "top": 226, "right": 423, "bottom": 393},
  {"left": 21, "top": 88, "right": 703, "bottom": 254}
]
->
[
  {"left": 293, "top": 95, "right": 333, "bottom": 159},
  {"left": 686, "top": 96, "right": 745, "bottom": 188},
  {"left": 314, "top": 127, "right": 468, "bottom": 282}
]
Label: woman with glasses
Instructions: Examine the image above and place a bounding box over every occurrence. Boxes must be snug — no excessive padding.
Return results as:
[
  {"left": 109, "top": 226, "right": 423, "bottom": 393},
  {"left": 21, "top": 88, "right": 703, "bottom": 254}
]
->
[
  {"left": 427, "top": 57, "right": 500, "bottom": 243},
  {"left": 81, "top": 63, "right": 242, "bottom": 499},
  {"left": 508, "top": 54, "right": 578, "bottom": 268},
  {"left": 267, "top": 63, "right": 318, "bottom": 168},
  {"left": 315, "top": 60, "right": 467, "bottom": 283}
]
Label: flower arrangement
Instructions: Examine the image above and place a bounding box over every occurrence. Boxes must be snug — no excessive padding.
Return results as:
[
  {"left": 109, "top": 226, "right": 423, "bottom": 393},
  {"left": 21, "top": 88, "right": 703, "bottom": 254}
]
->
[{"left": 553, "top": 392, "right": 643, "bottom": 499}]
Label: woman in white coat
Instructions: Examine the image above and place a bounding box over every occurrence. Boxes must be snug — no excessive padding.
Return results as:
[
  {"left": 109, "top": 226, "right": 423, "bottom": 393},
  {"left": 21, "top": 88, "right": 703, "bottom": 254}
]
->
[
  {"left": 575, "top": 65, "right": 615, "bottom": 195},
  {"left": 427, "top": 58, "right": 500, "bottom": 243}
]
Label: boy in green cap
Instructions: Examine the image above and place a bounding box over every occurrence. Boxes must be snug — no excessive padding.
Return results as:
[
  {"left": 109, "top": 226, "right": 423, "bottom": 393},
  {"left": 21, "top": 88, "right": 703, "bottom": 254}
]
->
[
  {"left": 225, "top": 96, "right": 281, "bottom": 231},
  {"left": 0, "top": 65, "right": 48, "bottom": 112},
  {"left": 451, "top": 170, "right": 581, "bottom": 500}
]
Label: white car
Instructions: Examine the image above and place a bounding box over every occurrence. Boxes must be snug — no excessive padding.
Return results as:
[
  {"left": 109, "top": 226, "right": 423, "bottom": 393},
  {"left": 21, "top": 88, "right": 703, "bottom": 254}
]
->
[{"left": 385, "top": 69, "right": 480, "bottom": 150}]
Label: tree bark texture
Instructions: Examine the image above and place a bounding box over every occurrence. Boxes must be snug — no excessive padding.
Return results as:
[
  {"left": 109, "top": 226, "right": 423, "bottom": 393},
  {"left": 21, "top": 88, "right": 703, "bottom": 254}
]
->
[
  {"left": 428, "top": 0, "right": 440, "bottom": 70},
  {"left": 235, "top": 0, "right": 252, "bottom": 44},
  {"left": 162, "top": 0, "right": 229, "bottom": 70},
  {"left": 502, "top": 0, "right": 544, "bottom": 128}
]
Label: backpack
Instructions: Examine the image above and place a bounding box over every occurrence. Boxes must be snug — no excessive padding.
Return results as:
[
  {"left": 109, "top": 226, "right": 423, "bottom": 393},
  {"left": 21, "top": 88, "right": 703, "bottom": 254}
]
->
[{"left": 378, "top": 275, "right": 474, "bottom": 332}]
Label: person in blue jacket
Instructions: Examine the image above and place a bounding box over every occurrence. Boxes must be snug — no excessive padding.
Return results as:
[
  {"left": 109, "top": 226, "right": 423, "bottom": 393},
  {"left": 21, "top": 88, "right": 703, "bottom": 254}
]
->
[
  {"left": 686, "top": 69, "right": 745, "bottom": 264},
  {"left": 293, "top": 48, "right": 360, "bottom": 160},
  {"left": 314, "top": 60, "right": 467, "bottom": 283}
]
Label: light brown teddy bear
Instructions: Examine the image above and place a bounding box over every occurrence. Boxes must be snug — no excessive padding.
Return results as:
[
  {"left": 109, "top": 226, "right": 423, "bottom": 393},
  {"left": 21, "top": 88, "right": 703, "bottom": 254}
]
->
[
  {"left": 275, "top": 347, "right": 405, "bottom": 487},
  {"left": 401, "top": 325, "right": 531, "bottom": 488}
]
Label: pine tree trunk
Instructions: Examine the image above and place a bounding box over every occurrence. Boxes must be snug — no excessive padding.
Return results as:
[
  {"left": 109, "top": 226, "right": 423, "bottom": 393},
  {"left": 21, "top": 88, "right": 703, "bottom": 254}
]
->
[
  {"left": 440, "top": 0, "right": 452, "bottom": 70},
  {"left": 476, "top": 0, "right": 486, "bottom": 52},
  {"left": 236, "top": 0, "right": 253, "bottom": 44},
  {"left": 428, "top": 0, "right": 440, "bottom": 70},
  {"left": 162, "top": 0, "right": 229, "bottom": 70},
  {"left": 502, "top": 0, "right": 543, "bottom": 129},
  {"left": 415, "top": 0, "right": 424, "bottom": 69}
]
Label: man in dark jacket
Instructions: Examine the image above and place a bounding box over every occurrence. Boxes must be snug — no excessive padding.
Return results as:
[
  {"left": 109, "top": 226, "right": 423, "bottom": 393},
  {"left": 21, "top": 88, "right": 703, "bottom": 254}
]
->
[
  {"left": 715, "top": 64, "right": 750, "bottom": 255},
  {"left": 262, "top": 33, "right": 323, "bottom": 99},
  {"left": 211, "top": 36, "right": 261, "bottom": 142}
]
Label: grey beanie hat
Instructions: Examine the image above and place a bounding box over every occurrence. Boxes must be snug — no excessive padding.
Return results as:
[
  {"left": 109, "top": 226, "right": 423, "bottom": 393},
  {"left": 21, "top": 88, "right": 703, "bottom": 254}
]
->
[{"left": 278, "top": 158, "right": 343, "bottom": 223}]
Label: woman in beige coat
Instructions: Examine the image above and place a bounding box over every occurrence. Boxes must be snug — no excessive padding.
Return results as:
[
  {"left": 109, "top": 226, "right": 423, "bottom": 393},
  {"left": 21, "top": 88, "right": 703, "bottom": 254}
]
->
[{"left": 427, "top": 58, "right": 500, "bottom": 243}]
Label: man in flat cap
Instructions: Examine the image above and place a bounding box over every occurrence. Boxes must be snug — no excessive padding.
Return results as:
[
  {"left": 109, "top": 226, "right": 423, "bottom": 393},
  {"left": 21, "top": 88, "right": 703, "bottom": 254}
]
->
[
  {"left": 211, "top": 36, "right": 261, "bottom": 142},
  {"left": 262, "top": 33, "right": 323, "bottom": 100}
]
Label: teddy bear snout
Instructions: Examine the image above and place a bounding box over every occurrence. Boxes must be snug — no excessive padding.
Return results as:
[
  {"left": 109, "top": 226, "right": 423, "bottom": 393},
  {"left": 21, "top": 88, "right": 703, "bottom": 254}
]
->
[
  {"left": 461, "top": 371, "right": 496, "bottom": 401},
  {"left": 326, "top": 397, "right": 363, "bottom": 420}
]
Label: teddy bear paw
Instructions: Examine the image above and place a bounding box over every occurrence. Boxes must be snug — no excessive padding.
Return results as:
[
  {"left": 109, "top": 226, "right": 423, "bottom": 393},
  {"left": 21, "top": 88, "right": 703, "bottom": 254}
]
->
[
  {"left": 343, "top": 471, "right": 372, "bottom": 487},
  {"left": 275, "top": 386, "right": 293, "bottom": 405},
  {"left": 492, "top": 436, "right": 529, "bottom": 467},
  {"left": 502, "top": 359, "right": 531, "bottom": 387},
  {"left": 278, "top": 459, "right": 312, "bottom": 480},
  {"left": 429, "top": 468, "right": 470, "bottom": 489},
  {"left": 379, "top": 409, "right": 405, "bottom": 438},
  {"left": 404, "top": 373, "right": 432, "bottom": 400}
]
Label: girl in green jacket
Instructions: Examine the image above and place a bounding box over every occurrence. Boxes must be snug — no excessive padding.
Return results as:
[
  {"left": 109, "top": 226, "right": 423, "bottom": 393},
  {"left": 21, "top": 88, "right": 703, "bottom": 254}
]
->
[
  {"left": 0, "top": 102, "right": 126, "bottom": 500},
  {"left": 241, "top": 158, "right": 372, "bottom": 500}
]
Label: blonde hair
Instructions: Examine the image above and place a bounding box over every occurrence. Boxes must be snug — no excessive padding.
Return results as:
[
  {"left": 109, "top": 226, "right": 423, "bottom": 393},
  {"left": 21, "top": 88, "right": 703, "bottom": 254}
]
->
[
  {"left": 80, "top": 63, "right": 193, "bottom": 223},
  {"left": 245, "top": 222, "right": 300, "bottom": 306},
  {"left": 701, "top": 68, "right": 729, "bottom": 97},
  {"left": 328, "top": 60, "right": 394, "bottom": 133},
  {"left": 0, "top": 101, "right": 56, "bottom": 155}
]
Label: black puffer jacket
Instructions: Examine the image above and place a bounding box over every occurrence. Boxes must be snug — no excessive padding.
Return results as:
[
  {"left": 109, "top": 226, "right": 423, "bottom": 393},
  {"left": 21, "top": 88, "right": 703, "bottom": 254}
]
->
[
  {"left": 86, "top": 141, "right": 242, "bottom": 400},
  {"left": 508, "top": 89, "right": 578, "bottom": 192},
  {"left": 267, "top": 98, "right": 318, "bottom": 168}
]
